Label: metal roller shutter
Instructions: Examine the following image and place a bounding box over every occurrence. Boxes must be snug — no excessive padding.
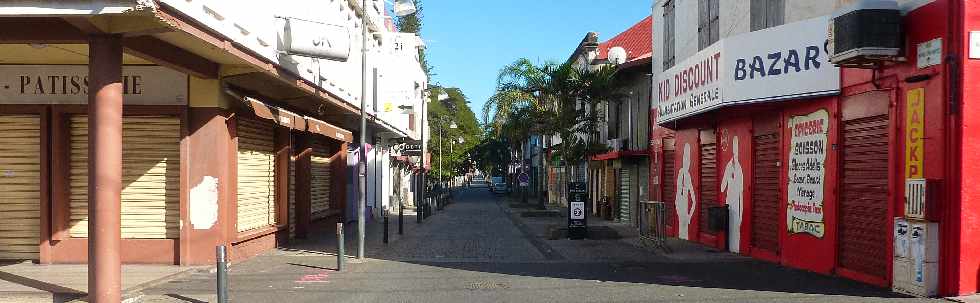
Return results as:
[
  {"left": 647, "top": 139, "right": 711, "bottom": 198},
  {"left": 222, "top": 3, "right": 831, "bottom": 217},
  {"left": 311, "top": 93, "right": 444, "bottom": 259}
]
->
[
  {"left": 69, "top": 116, "right": 181, "bottom": 239},
  {"left": 751, "top": 129, "right": 780, "bottom": 253},
  {"left": 237, "top": 116, "right": 277, "bottom": 232},
  {"left": 0, "top": 115, "right": 41, "bottom": 259},
  {"left": 662, "top": 139, "right": 677, "bottom": 231},
  {"left": 838, "top": 114, "right": 890, "bottom": 279},
  {"left": 699, "top": 131, "right": 718, "bottom": 237},
  {"left": 618, "top": 168, "right": 631, "bottom": 223},
  {"left": 310, "top": 141, "right": 332, "bottom": 220}
]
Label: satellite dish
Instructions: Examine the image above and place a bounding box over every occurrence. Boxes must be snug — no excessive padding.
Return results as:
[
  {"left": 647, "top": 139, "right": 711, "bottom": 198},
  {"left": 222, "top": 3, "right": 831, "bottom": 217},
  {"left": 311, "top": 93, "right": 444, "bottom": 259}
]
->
[{"left": 608, "top": 46, "right": 627, "bottom": 65}]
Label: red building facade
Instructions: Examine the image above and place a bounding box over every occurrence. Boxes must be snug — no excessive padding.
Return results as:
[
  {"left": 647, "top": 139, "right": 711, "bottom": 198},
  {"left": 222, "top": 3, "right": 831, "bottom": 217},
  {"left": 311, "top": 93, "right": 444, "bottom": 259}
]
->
[{"left": 651, "top": 0, "right": 980, "bottom": 296}]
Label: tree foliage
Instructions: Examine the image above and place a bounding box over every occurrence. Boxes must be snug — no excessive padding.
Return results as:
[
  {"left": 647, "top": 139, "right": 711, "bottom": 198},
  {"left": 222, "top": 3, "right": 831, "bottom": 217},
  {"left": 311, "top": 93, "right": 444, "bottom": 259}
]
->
[
  {"left": 426, "top": 87, "right": 482, "bottom": 180},
  {"left": 483, "top": 58, "right": 624, "bottom": 171}
]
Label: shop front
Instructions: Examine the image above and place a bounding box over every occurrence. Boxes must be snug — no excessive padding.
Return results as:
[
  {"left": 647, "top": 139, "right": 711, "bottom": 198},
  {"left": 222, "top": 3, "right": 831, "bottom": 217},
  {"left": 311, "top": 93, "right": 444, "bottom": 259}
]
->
[{"left": 653, "top": 14, "right": 903, "bottom": 287}]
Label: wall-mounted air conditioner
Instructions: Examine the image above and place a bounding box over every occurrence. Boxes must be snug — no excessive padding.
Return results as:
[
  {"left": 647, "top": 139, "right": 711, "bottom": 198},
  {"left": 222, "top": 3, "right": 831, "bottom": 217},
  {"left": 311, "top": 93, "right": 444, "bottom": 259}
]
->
[{"left": 828, "top": 0, "right": 903, "bottom": 68}]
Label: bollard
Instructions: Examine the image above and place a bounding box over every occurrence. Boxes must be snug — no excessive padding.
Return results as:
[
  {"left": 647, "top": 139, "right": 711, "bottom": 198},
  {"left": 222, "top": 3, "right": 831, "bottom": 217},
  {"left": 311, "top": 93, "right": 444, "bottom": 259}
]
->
[
  {"left": 398, "top": 197, "right": 404, "bottom": 235},
  {"left": 216, "top": 245, "right": 228, "bottom": 303},
  {"left": 383, "top": 210, "right": 389, "bottom": 244},
  {"left": 337, "top": 222, "right": 345, "bottom": 272}
]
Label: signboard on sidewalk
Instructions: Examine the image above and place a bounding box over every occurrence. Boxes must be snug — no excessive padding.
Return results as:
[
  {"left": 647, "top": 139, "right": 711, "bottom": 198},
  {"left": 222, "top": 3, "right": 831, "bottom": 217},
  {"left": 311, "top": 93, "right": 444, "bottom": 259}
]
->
[{"left": 568, "top": 182, "right": 587, "bottom": 239}]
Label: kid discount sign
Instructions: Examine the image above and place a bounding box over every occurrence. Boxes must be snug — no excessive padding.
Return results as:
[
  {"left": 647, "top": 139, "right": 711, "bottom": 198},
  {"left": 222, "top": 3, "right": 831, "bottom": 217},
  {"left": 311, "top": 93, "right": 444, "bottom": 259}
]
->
[{"left": 656, "top": 16, "right": 839, "bottom": 123}]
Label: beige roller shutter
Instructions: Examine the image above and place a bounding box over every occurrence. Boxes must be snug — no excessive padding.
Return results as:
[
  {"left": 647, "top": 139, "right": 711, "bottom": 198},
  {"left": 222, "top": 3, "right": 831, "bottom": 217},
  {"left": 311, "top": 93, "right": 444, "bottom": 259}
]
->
[
  {"left": 237, "top": 116, "right": 276, "bottom": 232},
  {"left": 0, "top": 115, "right": 41, "bottom": 259},
  {"left": 69, "top": 116, "right": 181, "bottom": 239},
  {"left": 310, "top": 141, "right": 332, "bottom": 220}
]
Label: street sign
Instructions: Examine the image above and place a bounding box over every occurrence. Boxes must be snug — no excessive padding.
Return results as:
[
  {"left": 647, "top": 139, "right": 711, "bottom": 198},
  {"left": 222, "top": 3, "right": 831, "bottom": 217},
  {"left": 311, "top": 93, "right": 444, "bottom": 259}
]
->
[
  {"left": 518, "top": 173, "right": 530, "bottom": 187},
  {"left": 568, "top": 182, "right": 587, "bottom": 239}
]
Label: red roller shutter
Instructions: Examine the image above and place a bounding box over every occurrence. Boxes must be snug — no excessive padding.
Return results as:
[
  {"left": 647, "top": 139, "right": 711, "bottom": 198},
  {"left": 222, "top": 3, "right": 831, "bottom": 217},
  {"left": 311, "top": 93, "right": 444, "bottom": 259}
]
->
[
  {"left": 662, "top": 139, "right": 677, "bottom": 233},
  {"left": 699, "top": 129, "right": 718, "bottom": 237},
  {"left": 751, "top": 117, "right": 780, "bottom": 254},
  {"left": 838, "top": 101, "right": 890, "bottom": 281}
]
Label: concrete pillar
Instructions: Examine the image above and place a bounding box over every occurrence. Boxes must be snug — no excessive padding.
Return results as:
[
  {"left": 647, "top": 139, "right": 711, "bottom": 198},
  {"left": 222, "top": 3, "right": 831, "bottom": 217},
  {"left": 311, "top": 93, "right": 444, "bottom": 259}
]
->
[{"left": 87, "top": 34, "right": 123, "bottom": 303}]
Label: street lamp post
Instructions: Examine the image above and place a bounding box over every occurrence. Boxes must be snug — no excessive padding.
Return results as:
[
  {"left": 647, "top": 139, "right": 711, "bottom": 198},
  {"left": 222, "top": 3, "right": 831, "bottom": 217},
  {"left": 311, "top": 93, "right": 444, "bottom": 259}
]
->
[{"left": 359, "top": 0, "right": 416, "bottom": 260}]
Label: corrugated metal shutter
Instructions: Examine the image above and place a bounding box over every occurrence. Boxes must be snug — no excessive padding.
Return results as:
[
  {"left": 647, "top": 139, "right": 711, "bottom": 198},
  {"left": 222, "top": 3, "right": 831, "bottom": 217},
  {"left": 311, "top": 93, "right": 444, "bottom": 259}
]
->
[
  {"left": 237, "top": 116, "right": 276, "bottom": 232},
  {"left": 69, "top": 116, "right": 180, "bottom": 239},
  {"left": 0, "top": 115, "right": 41, "bottom": 259},
  {"left": 839, "top": 114, "right": 890, "bottom": 279},
  {"left": 699, "top": 130, "right": 718, "bottom": 236},
  {"left": 311, "top": 141, "right": 332, "bottom": 220},
  {"left": 751, "top": 126, "right": 780, "bottom": 253},
  {"left": 618, "top": 168, "right": 631, "bottom": 223},
  {"left": 663, "top": 139, "right": 677, "bottom": 231}
]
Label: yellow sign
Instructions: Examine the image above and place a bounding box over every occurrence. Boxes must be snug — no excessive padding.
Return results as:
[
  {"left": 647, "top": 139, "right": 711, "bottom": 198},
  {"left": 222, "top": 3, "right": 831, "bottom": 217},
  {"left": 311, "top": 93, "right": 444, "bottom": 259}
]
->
[
  {"left": 383, "top": 102, "right": 394, "bottom": 112},
  {"left": 906, "top": 88, "right": 925, "bottom": 178}
]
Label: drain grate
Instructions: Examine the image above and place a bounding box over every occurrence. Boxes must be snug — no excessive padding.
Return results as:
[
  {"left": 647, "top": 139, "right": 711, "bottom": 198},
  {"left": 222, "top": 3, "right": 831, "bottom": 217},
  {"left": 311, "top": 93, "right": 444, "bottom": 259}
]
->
[{"left": 466, "top": 281, "right": 510, "bottom": 290}]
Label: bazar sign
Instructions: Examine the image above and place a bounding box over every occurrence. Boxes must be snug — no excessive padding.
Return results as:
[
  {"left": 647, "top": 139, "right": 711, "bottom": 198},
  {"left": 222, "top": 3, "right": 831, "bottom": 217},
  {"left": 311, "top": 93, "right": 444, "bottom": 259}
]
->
[
  {"left": 0, "top": 65, "right": 187, "bottom": 105},
  {"left": 657, "top": 16, "right": 839, "bottom": 123}
]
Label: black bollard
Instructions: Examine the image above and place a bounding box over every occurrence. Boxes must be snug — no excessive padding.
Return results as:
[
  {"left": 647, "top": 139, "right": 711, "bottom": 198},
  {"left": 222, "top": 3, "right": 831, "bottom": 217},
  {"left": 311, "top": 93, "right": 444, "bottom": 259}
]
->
[
  {"left": 337, "top": 222, "right": 345, "bottom": 272},
  {"left": 399, "top": 197, "right": 404, "bottom": 234},
  {"left": 216, "top": 245, "right": 228, "bottom": 303},
  {"left": 383, "top": 210, "right": 389, "bottom": 244}
]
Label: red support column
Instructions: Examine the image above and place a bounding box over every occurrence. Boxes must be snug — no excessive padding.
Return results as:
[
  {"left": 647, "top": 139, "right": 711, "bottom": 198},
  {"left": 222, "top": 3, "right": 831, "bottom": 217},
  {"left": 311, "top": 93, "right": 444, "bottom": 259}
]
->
[{"left": 87, "top": 34, "right": 123, "bottom": 303}]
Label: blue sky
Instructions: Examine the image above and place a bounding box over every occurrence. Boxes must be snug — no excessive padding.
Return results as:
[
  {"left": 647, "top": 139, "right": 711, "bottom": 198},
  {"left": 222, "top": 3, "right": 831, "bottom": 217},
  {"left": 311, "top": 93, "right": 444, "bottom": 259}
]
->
[{"left": 419, "top": 1, "right": 652, "bottom": 122}]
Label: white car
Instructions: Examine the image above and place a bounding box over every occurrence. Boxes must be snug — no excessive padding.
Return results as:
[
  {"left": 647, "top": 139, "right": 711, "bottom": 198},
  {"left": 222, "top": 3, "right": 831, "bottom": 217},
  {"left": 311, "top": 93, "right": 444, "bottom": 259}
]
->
[{"left": 490, "top": 176, "right": 508, "bottom": 194}]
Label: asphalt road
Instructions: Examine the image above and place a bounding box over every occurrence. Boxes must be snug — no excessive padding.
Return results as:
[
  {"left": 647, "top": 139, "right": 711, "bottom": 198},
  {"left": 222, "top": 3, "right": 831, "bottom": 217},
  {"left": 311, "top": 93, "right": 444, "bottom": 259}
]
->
[{"left": 141, "top": 186, "right": 940, "bottom": 303}]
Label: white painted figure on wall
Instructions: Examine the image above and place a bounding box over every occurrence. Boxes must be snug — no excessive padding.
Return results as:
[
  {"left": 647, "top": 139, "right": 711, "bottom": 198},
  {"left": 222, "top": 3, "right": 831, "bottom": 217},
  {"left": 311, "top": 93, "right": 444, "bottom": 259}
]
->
[
  {"left": 720, "top": 136, "right": 744, "bottom": 253},
  {"left": 675, "top": 143, "right": 697, "bottom": 240}
]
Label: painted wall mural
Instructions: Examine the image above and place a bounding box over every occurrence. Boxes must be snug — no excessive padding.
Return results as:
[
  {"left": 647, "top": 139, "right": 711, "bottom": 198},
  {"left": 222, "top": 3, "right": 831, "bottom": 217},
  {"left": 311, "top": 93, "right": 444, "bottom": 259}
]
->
[
  {"left": 787, "top": 109, "right": 829, "bottom": 238},
  {"left": 675, "top": 143, "right": 697, "bottom": 239},
  {"left": 720, "top": 136, "right": 744, "bottom": 252}
]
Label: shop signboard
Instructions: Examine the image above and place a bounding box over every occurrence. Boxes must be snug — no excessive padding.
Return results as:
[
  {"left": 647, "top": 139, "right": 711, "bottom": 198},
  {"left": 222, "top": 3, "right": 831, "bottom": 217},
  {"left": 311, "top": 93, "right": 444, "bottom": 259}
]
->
[
  {"left": 0, "top": 65, "right": 187, "bottom": 105},
  {"left": 656, "top": 16, "right": 839, "bottom": 123},
  {"left": 568, "top": 181, "right": 587, "bottom": 239},
  {"left": 786, "top": 109, "right": 829, "bottom": 238}
]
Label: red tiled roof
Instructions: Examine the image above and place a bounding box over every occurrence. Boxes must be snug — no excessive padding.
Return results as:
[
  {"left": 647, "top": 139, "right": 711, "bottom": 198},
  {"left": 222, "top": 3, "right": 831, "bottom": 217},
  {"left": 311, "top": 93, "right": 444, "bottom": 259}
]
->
[{"left": 597, "top": 15, "right": 653, "bottom": 62}]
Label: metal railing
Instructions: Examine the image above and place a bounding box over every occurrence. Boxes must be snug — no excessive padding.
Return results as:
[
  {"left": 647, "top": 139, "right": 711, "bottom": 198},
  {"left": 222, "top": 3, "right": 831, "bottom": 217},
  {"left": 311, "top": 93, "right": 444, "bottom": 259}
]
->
[{"left": 640, "top": 201, "right": 670, "bottom": 253}]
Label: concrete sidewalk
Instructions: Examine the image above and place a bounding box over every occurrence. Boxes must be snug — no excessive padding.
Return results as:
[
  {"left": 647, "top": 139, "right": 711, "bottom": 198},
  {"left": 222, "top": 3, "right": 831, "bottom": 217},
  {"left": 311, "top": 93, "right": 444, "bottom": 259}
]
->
[{"left": 0, "top": 262, "right": 205, "bottom": 303}]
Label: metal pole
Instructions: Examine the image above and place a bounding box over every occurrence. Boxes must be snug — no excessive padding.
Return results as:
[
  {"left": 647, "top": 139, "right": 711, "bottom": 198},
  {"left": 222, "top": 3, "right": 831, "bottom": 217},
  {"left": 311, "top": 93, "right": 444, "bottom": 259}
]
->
[
  {"left": 88, "top": 34, "right": 123, "bottom": 303},
  {"left": 438, "top": 127, "right": 443, "bottom": 186},
  {"left": 216, "top": 246, "right": 228, "bottom": 303},
  {"left": 357, "top": 0, "right": 368, "bottom": 261},
  {"left": 398, "top": 194, "right": 404, "bottom": 234},
  {"left": 383, "top": 210, "right": 389, "bottom": 244},
  {"left": 337, "top": 222, "right": 345, "bottom": 271}
]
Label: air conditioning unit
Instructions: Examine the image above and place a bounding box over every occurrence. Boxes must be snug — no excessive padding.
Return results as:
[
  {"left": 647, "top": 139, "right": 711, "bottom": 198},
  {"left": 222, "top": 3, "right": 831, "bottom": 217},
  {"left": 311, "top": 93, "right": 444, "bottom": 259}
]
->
[{"left": 828, "top": 0, "right": 903, "bottom": 68}]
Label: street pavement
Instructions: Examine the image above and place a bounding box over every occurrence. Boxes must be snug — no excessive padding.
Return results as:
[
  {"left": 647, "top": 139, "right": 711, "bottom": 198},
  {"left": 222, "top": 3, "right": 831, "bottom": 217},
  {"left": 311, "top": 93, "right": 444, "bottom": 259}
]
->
[{"left": 140, "top": 185, "right": 941, "bottom": 303}]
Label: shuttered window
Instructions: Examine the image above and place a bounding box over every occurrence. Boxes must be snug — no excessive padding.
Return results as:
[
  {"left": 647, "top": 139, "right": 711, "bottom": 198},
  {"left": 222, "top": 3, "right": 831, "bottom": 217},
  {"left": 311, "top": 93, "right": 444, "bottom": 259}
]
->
[
  {"left": 237, "top": 116, "right": 277, "bottom": 232},
  {"left": 662, "top": 139, "right": 677, "bottom": 230},
  {"left": 751, "top": 0, "right": 786, "bottom": 32},
  {"left": 839, "top": 114, "right": 890, "bottom": 279},
  {"left": 288, "top": 155, "right": 296, "bottom": 238},
  {"left": 311, "top": 141, "right": 333, "bottom": 220},
  {"left": 663, "top": 0, "right": 676, "bottom": 70},
  {"left": 0, "top": 115, "right": 41, "bottom": 259},
  {"left": 751, "top": 124, "right": 780, "bottom": 253},
  {"left": 69, "top": 116, "right": 181, "bottom": 239},
  {"left": 699, "top": 130, "right": 718, "bottom": 235},
  {"left": 698, "top": 0, "right": 720, "bottom": 50}
]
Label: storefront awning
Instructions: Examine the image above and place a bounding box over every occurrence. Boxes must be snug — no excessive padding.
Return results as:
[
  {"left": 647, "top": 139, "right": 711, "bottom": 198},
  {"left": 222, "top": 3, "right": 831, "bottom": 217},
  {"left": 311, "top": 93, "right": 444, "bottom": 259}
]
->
[
  {"left": 590, "top": 149, "right": 650, "bottom": 161},
  {"left": 233, "top": 91, "right": 353, "bottom": 143}
]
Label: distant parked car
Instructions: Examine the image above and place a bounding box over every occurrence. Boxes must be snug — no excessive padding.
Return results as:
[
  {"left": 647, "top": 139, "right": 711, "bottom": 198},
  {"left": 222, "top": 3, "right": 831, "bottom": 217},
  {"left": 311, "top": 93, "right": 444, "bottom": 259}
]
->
[{"left": 490, "top": 176, "right": 508, "bottom": 194}]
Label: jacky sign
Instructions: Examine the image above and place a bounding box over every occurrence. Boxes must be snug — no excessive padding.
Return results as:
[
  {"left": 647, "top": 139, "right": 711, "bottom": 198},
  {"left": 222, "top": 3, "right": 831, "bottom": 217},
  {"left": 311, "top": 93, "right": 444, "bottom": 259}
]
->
[
  {"left": 0, "top": 65, "right": 187, "bottom": 105},
  {"left": 657, "top": 16, "right": 839, "bottom": 123}
]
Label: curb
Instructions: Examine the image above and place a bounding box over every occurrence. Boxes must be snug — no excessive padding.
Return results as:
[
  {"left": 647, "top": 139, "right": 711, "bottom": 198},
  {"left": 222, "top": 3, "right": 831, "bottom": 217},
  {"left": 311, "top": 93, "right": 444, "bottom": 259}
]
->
[{"left": 68, "top": 266, "right": 209, "bottom": 303}]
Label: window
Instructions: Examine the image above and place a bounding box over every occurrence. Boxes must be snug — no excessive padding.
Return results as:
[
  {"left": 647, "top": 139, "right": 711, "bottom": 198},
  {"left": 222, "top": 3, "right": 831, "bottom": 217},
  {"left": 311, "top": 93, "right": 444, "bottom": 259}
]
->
[
  {"left": 751, "top": 0, "right": 785, "bottom": 31},
  {"left": 698, "top": 0, "right": 720, "bottom": 50},
  {"left": 663, "top": 0, "right": 676, "bottom": 70}
]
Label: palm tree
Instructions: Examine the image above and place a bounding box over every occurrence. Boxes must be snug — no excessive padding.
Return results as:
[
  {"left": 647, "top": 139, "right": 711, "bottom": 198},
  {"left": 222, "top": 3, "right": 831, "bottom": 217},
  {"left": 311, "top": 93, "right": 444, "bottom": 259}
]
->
[{"left": 483, "top": 58, "right": 624, "bottom": 199}]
